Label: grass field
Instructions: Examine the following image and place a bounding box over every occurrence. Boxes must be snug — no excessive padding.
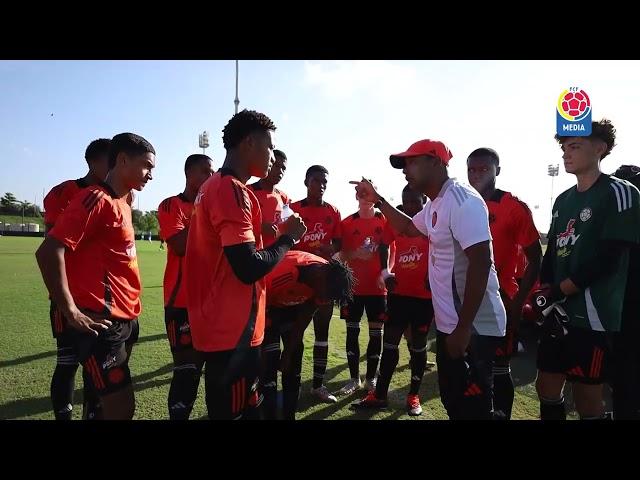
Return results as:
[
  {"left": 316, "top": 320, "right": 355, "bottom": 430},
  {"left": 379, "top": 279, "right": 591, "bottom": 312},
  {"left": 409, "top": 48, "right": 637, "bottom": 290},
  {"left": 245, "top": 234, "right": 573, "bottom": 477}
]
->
[{"left": 0, "top": 236, "right": 565, "bottom": 420}]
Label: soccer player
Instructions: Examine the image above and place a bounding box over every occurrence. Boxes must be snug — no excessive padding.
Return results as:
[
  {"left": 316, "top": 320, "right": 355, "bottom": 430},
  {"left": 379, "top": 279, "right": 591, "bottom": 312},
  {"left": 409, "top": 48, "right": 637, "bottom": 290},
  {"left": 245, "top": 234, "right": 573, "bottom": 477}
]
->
[
  {"left": 534, "top": 120, "right": 640, "bottom": 420},
  {"left": 291, "top": 165, "right": 342, "bottom": 403},
  {"left": 42, "top": 138, "right": 110, "bottom": 420},
  {"left": 36, "top": 132, "right": 156, "bottom": 420},
  {"left": 248, "top": 149, "right": 290, "bottom": 247},
  {"left": 467, "top": 147, "right": 542, "bottom": 420},
  {"left": 351, "top": 139, "right": 506, "bottom": 420},
  {"left": 158, "top": 154, "right": 213, "bottom": 420},
  {"left": 611, "top": 164, "right": 640, "bottom": 419},
  {"left": 351, "top": 184, "right": 432, "bottom": 415},
  {"left": 338, "top": 193, "right": 389, "bottom": 395},
  {"left": 185, "top": 110, "right": 306, "bottom": 420},
  {"left": 261, "top": 250, "right": 354, "bottom": 420}
]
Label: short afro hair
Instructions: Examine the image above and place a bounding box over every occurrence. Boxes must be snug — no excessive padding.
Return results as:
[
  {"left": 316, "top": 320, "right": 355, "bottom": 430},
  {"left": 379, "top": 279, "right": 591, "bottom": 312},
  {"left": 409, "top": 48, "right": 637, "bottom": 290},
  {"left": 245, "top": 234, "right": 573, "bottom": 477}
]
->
[
  {"left": 108, "top": 133, "right": 156, "bottom": 169},
  {"left": 222, "top": 109, "right": 276, "bottom": 150},
  {"left": 467, "top": 147, "right": 500, "bottom": 166},
  {"left": 85, "top": 138, "right": 111, "bottom": 163},
  {"left": 305, "top": 165, "right": 329, "bottom": 180},
  {"left": 184, "top": 154, "right": 212, "bottom": 173},
  {"left": 273, "top": 149, "right": 287, "bottom": 161}
]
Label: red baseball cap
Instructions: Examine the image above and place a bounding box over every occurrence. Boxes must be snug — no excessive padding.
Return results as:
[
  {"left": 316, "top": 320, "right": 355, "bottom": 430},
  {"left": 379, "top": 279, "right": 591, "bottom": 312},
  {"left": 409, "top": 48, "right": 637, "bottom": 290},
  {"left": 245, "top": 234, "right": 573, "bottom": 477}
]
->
[{"left": 389, "top": 139, "right": 453, "bottom": 169}]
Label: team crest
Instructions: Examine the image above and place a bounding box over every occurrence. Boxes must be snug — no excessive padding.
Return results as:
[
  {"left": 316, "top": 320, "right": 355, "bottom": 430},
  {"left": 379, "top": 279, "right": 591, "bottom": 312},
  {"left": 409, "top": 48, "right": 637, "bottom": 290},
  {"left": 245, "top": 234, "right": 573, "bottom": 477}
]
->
[
  {"left": 580, "top": 207, "right": 592, "bottom": 222},
  {"left": 432, "top": 211, "right": 438, "bottom": 228}
]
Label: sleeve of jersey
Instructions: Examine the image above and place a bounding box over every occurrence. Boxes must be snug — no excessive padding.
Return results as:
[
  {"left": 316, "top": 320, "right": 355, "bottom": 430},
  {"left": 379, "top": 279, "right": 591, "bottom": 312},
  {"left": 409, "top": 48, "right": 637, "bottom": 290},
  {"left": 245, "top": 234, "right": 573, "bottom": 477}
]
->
[
  {"left": 48, "top": 190, "right": 105, "bottom": 251},
  {"left": 450, "top": 197, "right": 492, "bottom": 250},
  {"left": 214, "top": 180, "right": 256, "bottom": 247},
  {"left": 158, "top": 198, "right": 184, "bottom": 240},
  {"left": 381, "top": 221, "right": 395, "bottom": 245},
  {"left": 411, "top": 203, "right": 430, "bottom": 237},
  {"left": 333, "top": 207, "right": 343, "bottom": 240},
  {"left": 43, "top": 190, "right": 62, "bottom": 226},
  {"left": 601, "top": 181, "right": 640, "bottom": 244},
  {"left": 512, "top": 200, "right": 540, "bottom": 247}
]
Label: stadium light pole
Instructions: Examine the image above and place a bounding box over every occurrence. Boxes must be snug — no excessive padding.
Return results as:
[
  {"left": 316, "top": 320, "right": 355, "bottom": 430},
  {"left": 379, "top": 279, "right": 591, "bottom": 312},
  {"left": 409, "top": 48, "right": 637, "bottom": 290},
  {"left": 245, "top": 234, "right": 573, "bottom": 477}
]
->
[
  {"left": 234, "top": 60, "right": 240, "bottom": 114},
  {"left": 198, "top": 131, "right": 209, "bottom": 154},
  {"left": 548, "top": 164, "right": 559, "bottom": 216}
]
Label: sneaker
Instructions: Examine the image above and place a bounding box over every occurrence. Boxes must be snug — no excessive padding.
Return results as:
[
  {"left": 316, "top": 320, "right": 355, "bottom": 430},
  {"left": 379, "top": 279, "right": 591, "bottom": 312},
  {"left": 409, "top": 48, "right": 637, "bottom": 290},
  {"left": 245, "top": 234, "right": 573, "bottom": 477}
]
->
[
  {"left": 310, "top": 385, "right": 337, "bottom": 403},
  {"left": 406, "top": 394, "right": 423, "bottom": 416},
  {"left": 338, "top": 378, "right": 362, "bottom": 396},
  {"left": 364, "top": 377, "right": 377, "bottom": 392},
  {"left": 350, "top": 390, "right": 388, "bottom": 410},
  {"left": 425, "top": 360, "right": 436, "bottom": 370}
]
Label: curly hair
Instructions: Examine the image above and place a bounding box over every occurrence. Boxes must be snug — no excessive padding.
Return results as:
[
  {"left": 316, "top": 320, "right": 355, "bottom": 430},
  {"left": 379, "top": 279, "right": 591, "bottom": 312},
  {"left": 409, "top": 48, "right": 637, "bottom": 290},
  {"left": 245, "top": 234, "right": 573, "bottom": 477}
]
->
[
  {"left": 555, "top": 118, "right": 617, "bottom": 159},
  {"left": 222, "top": 109, "right": 276, "bottom": 150},
  {"left": 325, "top": 258, "right": 354, "bottom": 303}
]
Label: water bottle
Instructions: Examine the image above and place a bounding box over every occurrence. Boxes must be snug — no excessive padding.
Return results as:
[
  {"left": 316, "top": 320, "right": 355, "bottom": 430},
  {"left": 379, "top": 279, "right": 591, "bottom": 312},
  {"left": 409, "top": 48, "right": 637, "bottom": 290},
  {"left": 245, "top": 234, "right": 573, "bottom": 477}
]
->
[
  {"left": 280, "top": 203, "right": 298, "bottom": 243},
  {"left": 281, "top": 203, "right": 293, "bottom": 222}
]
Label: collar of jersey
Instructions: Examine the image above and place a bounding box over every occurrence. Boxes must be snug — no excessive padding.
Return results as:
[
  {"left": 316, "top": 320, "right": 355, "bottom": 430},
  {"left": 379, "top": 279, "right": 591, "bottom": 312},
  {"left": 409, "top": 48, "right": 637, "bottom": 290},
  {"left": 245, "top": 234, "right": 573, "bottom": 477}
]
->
[
  {"left": 436, "top": 178, "right": 455, "bottom": 199},
  {"left": 219, "top": 167, "right": 241, "bottom": 180},
  {"left": 98, "top": 181, "right": 118, "bottom": 199},
  {"left": 301, "top": 198, "right": 325, "bottom": 207}
]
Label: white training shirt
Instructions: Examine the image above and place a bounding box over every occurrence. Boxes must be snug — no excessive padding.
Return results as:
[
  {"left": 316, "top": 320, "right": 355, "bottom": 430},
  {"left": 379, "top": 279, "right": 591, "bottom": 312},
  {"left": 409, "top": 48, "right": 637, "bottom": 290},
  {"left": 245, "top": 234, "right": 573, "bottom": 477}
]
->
[{"left": 412, "top": 178, "right": 506, "bottom": 337}]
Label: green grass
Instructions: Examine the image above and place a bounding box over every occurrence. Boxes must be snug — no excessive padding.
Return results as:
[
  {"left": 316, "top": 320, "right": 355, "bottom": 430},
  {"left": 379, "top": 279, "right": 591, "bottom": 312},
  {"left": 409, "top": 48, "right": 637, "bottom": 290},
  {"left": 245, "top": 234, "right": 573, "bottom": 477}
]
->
[{"left": 1, "top": 236, "right": 552, "bottom": 420}]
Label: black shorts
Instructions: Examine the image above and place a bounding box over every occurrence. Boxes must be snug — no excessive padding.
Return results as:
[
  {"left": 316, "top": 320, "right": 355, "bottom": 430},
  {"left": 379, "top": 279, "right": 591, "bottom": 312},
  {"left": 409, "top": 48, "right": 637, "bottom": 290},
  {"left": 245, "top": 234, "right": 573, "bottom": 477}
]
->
[
  {"left": 266, "top": 306, "right": 297, "bottom": 332},
  {"left": 165, "top": 307, "right": 193, "bottom": 353},
  {"left": 201, "top": 346, "right": 262, "bottom": 420},
  {"left": 436, "top": 331, "right": 500, "bottom": 420},
  {"left": 340, "top": 295, "right": 387, "bottom": 324},
  {"left": 62, "top": 316, "right": 139, "bottom": 395},
  {"left": 386, "top": 294, "right": 433, "bottom": 333},
  {"left": 537, "top": 324, "right": 611, "bottom": 385}
]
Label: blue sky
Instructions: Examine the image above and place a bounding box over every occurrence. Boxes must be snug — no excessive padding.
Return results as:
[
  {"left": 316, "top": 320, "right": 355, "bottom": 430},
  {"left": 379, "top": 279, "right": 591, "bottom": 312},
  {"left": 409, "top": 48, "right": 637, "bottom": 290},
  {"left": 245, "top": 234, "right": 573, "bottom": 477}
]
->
[{"left": 2, "top": 60, "right": 639, "bottom": 231}]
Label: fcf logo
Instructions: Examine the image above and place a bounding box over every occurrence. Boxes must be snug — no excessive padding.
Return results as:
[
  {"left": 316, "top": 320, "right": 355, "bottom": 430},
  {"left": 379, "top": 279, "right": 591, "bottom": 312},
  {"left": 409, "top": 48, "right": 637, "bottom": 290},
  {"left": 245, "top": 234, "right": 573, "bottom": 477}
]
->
[{"left": 556, "top": 87, "right": 592, "bottom": 136}]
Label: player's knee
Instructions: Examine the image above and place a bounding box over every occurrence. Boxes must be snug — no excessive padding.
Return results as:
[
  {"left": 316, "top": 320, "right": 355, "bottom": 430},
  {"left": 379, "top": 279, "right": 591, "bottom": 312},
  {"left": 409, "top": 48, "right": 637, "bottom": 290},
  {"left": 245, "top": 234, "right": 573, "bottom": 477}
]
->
[
  {"left": 535, "top": 374, "right": 562, "bottom": 400},
  {"left": 101, "top": 386, "right": 135, "bottom": 420}
]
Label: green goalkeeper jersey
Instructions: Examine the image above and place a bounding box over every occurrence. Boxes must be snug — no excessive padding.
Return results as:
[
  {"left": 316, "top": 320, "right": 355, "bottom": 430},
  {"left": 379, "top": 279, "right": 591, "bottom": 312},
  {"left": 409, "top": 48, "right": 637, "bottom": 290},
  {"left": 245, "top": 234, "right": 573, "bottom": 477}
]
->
[{"left": 548, "top": 174, "right": 640, "bottom": 332}]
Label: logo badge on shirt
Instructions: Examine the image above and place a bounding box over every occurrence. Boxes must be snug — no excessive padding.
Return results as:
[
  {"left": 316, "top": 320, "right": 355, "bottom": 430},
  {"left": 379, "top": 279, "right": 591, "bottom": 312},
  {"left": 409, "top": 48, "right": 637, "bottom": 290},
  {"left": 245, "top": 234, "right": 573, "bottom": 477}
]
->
[
  {"left": 303, "top": 223, "right": 328, "bottom": 245},
  {"left": 432, "top": 211, "right": 438, "bottom": 228},
  {"left": 398, "top": 246, "right": 423, "bottom": 268},
  {"left": 579, "top": 207, "right": 592, "bottom": 222},
  {"left": 556, "top": 219, "right": 580, "bottom": 248}
]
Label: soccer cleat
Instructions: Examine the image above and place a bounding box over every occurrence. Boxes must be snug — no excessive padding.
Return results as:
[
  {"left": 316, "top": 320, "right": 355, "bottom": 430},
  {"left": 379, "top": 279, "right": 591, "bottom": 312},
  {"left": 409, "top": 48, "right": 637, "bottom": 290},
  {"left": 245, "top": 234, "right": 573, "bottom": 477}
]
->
[
  {"left": 350, "top": 390, "right": 388, "bottom": 410},
  {"left": 406, "top": 394, "right": 423, "bottom": 416},
  {"left": 338, "top": 378, "right": 362, "bottom": 396},
  {"left": 310, "top": 385, "right": 338, "bottom": 403},
  {"left": 364, "top": 377, "right": 377, "bottom": 392}
]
